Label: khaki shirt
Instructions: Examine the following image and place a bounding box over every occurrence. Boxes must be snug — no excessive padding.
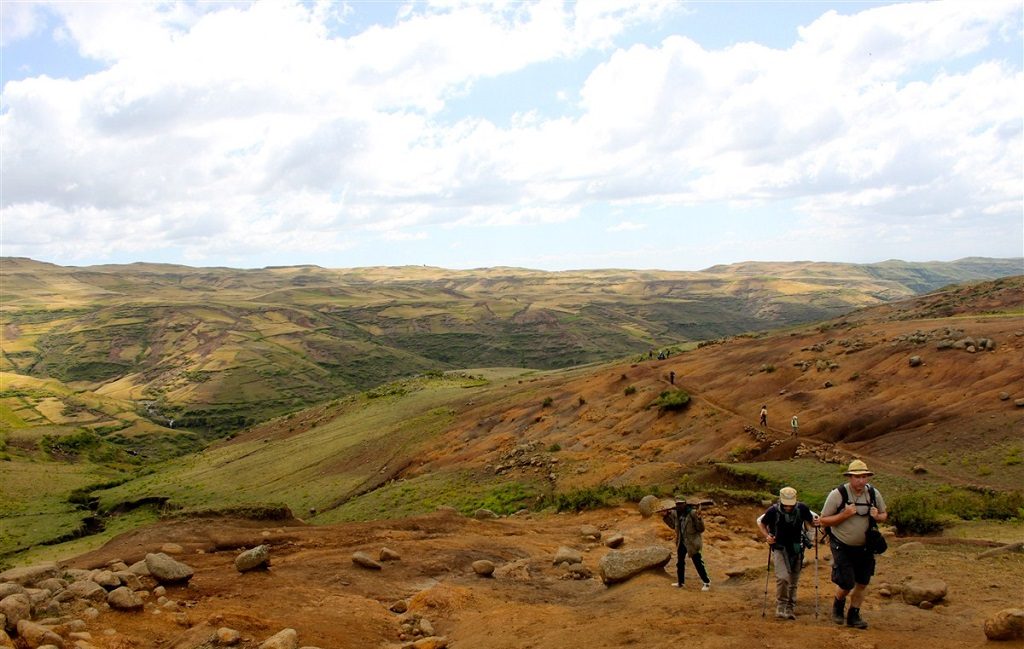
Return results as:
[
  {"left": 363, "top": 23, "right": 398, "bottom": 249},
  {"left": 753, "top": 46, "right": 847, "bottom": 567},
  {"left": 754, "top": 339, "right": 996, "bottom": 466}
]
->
[{"left": 822, "top": 483, "right": 887, "bottom": 547}]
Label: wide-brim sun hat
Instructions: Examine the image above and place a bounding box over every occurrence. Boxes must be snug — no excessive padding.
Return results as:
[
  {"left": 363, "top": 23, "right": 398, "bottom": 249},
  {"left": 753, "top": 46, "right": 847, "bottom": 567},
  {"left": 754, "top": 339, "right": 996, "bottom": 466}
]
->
[
  {"left": 779, "top": 487, "right": 798, "bottom": 506},
  {"left": 844, "top": 459, "right": 874, "bottom": 476}
]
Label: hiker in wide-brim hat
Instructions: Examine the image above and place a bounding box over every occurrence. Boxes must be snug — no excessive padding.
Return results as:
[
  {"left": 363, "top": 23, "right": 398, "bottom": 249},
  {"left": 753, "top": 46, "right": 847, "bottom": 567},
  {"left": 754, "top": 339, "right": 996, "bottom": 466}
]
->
[{"left": 817, "top": 459, "right": 888, "bottom": 630}]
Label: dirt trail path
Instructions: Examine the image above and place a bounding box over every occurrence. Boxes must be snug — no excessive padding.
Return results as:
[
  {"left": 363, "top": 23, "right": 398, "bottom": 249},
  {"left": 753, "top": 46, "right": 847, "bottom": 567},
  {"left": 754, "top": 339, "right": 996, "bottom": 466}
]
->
[{"left": 56, "top": 504, "right": 1024, "bottom": 649}]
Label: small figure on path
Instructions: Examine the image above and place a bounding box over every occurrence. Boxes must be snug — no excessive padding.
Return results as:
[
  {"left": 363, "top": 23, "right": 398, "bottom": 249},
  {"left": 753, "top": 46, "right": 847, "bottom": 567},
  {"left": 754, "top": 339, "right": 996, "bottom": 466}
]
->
[
  {"left": 760, "top": 405, "right": 768, "bottom": 426},
  {"left": 670, "top": 371, "right": 675, "bottom": 385},
  {"left": 791, "top": 415, "right": 799, "bottom": 437}
]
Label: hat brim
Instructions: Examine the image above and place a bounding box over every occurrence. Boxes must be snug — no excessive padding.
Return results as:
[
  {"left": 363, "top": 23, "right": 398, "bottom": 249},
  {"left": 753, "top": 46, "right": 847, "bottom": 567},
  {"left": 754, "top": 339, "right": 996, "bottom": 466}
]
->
[
  {"left": 844, "top": 470, "right": 874, "bottom": 476},
  {"left": 779, "top": 498, "right": 797, "bottom": 506}
]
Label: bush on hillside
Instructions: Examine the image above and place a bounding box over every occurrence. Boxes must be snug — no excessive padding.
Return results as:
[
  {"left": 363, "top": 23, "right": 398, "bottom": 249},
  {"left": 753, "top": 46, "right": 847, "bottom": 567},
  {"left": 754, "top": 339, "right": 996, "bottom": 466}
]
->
[
  {"left": 649, "top": 389, "right": 690, "bottom": 412},
  {"left": 888, "top": 492, "right": 953, "bottom": 535}
]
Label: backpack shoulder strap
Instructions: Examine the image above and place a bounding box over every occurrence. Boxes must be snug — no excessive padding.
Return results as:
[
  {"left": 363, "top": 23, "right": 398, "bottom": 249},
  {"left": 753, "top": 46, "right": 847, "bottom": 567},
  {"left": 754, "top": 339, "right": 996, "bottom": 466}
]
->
[{"left": 837, "top": 484, "right": 849, "bottom": 506}]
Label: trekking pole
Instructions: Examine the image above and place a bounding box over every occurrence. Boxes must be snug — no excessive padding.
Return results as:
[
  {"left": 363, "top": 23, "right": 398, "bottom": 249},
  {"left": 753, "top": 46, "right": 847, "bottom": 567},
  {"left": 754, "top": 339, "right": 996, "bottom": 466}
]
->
[
  {"left": 761, "top": 544, "right": 771, "bottom": 617},
  {"left": 813, "top": 526, "right": 820, "bottom": 619}
]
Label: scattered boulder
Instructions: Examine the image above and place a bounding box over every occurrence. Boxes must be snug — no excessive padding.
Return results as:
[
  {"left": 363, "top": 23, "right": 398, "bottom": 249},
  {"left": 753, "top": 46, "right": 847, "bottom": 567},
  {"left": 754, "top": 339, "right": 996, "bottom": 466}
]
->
[
  {"left": 561, "top": 563, "right": 593, "bottom": 580},
  {"left": 553, "top": 546, "right": 583, "bottom": 566},
  {"left": 409, "top": 636, "right": 449, "bottom": 649},
  {"left": 0, "top": 594, "right": 31, "bottom": 632},
  {"left": 978, "top": 542, "right": 1024, "bottom": 559},
  {"left": 999, "top": 392, "right": 1011, "bottom": 401},
  {"left": 352, "top": 552, "right": 382, "bottom": 570},
  {"left": 15, "top": 619, "right": 63, "bottom": 647},
  {"left": 107, "top": 586, "right": 145, "bottom": 611},
  {"left": 379, "top": 547, "right": 401, "bottom": 562},
  {"left": 598, "top": 546, "right": 672, "bottom": 585},
  {"left": 260, "top": 628, "right": 298, "bottom": 649},
  {"left": 580, "top": 525, "right": 601, "bottom": 541},
  {"left": 638, "top": 495, "right": 661, "bottom": 517},
  {"left": 0, "top": 563, "right": 59, "bottom": 587},
  {"left": 984, "top": 608, "right": 1024, "bottom": 641},
  {"left": 67, "top": 580, "right": 107, "bottom": 602},
  {"left": 471, "top": 560, "right": 495, "bottom": 577},
  {"left": 217, "top": 627, "right": 243, "bottom": 645},
  {"left": 145, "top": 552, "right": 195, "bottom": 584},
  {"left": 604, "top": 533, "right": 625, "bottom": 548},
  {"left": 236, "top": 545, "right": 271, "bottom": 572},
  {"left": 909, "top": 355, "right": 923, "bottom": 367},
  {"left": 901, "top": 578, "right": 947, "bottom": 606},
  {"left": 92, "top": 570, "right": 121, "bottom": 589},
  {"left": 473, "top": 508, "right": 498, "bottom": 520}
]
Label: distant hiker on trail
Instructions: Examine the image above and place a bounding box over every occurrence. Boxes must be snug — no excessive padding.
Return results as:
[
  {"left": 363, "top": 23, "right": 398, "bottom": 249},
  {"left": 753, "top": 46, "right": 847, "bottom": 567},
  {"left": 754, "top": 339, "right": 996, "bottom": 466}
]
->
[
  {"left": 649, "top": 349, "right": 654, "bottom": 359},
  {"left": 670, "top": 371, "right": 675, "bottom": 385},
  {"left": 791, "top": 415, "right": 798, "bottom": 437},
  {"left": 760, "top": 405, "right": 768, "bottom": 426},
  {"left": 757, "top": 487, "right": 818, "bottom": 619},
  {"left": 817, "top": 460, "right": 888, "bottom": 630},
  {"left": 661, "top": 499, "right": 712, "bottom": 591}
]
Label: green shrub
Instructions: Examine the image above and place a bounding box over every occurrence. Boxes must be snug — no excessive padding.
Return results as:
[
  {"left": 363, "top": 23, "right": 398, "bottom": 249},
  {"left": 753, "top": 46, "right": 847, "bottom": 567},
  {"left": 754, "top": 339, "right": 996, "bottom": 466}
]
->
[
  {"left": 536, "top": 484, "right": 655, "bottom": 513},
  {"left": 578, "top": 396, "right": 586, "bottom": 406},
  {"left": 542, "top": 396, "right": 553, "bottom": 408},
  {"left": 888, "top": 492, "right": 951, "bottom": 535},
  {"left": 624, "top": 385, "right": 636, "bottom": 396},
  {"left": 649, "top": 389, "right": 690, "bottom": 412},
  {"left": 547, "top": 442, "right": 561, "bottom": 452}
]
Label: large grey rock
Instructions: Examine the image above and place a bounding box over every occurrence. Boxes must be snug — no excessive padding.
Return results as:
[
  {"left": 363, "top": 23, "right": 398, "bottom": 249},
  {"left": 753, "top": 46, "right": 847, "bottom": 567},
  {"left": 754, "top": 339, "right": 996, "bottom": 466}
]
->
[
  {"left": 68, "top": 580, "right": 107, "bottom": 602},
  {"left": 145, "top": 553, "right": 195, "bottom": 584},
  {"left": 985, "top": 608, "right": 1024, "bottom": 641},
  {"left": 553, "top": 546, "right": 583, "bottom": 566},
  {"left": 0, "top": 563, "right": 59, "bottom": 587},
  {"left": 236, "top": 545, "right": 271, "bottom": 572},
  {"left": 637, "top": 495, "right": 662, "bottom": 518},
  {"left": 0, "top": 594, "right": 31, "bottom": 633},
  {"left": 598, "top": 546, "right": 672, "bottom": 585},
  {"left": 107, "top": 586, "right": 145, "bottom": 611},
  {"left": 901, "top": 578, "right": 947, "bottom": 606},
  {"left": 351, "top": 552, "right": 382, "bottom": 570},
  {"left": 16, "top": 619, "right": 63, "bottom": 647},
  {"left": 259, "top": 628, "right": 299, "bottom": 649},
  {"left": 0, "top": 584, "right": 25, "bottom": 599}
]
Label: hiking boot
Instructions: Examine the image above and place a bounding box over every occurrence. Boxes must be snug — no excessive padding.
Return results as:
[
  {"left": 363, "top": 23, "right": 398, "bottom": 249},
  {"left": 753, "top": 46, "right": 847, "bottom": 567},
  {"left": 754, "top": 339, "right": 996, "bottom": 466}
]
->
[
  {"left": 847, "top": 606, "right": 868, "bottom": 629},
  {"left": 775, "top": 604, "right": 787, "bottom": 619},
  {"left": 831, "top": 598, "right": 846, "bottom": 625},
  {"left": 670, "top": 582, "right": 682, "bottom": 588},
  {"left": 701, "top": 582, "right": 711, "bottom": 591},
  {"left": 785, "top": 605, "right": 796, "bottom": 620}
]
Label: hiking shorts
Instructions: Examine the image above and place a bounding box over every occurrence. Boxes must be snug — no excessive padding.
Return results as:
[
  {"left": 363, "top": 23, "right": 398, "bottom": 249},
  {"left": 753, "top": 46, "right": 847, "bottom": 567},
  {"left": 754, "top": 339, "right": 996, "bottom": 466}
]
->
[{"left": 830, "top": 538, "right": 875, "bottom": 590}]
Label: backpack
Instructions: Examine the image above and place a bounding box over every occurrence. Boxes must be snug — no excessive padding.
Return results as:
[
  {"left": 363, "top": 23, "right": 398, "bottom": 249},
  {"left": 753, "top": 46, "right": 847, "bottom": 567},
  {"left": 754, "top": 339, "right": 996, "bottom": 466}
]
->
[{"left": 824, "top": 484, "right": 887, "bottom": 554}]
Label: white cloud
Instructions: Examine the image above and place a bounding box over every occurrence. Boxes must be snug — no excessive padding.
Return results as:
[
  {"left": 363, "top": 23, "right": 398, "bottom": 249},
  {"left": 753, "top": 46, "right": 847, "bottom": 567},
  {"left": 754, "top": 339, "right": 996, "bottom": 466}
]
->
[
  {"left": 0, "top": 1, "right": 1020, "bottom": 269},
  {"left": 607, "top": 220, "right": 646, "bottom": 232}
]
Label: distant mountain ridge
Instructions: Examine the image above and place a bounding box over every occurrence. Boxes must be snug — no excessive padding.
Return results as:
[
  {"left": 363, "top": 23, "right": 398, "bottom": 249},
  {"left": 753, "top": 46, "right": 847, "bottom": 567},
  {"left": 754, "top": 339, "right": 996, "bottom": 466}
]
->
[{"left": 0, "top": 256, "right": 1020, "bottom": 431}]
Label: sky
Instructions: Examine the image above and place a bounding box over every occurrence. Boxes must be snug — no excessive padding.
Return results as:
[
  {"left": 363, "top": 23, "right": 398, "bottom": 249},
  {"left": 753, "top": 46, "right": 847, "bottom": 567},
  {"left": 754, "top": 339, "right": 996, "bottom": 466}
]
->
[{"left": 1, "top": 1, "right": 1022, "bottom": 272}]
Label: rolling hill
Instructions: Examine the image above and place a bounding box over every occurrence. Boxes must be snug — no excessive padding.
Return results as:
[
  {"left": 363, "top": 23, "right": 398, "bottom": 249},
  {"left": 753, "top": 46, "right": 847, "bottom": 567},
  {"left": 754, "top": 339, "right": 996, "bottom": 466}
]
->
[{"left": 1, "top": 256, "right": 1020, "bottom": 434}]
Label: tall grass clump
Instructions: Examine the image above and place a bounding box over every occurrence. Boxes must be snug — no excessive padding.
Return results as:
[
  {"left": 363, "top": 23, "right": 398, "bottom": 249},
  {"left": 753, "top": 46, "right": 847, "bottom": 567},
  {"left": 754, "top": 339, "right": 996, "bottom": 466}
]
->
[
  {"left": 648, "top": 389, "right": 690, "bottom": 412},
  {"left": 537, "top": 484, "right": 656, "bottom": 513}
]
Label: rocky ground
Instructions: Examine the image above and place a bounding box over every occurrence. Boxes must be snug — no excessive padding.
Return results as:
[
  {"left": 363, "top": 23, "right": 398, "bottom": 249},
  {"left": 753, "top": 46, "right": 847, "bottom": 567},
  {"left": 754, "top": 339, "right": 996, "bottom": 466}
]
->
[{"left": 3, "top": 502, "right": 1022, "bottom": 649}]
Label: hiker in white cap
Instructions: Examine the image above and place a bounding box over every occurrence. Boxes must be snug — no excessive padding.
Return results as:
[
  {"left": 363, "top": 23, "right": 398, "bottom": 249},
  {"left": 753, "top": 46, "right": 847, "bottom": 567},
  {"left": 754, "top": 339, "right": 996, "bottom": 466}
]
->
[
  {"left": 757, "top": 487, "right": 818, "bottom": 619},
  {"left": 817, "top": 459, "right": 888, "bottom": 630}
]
